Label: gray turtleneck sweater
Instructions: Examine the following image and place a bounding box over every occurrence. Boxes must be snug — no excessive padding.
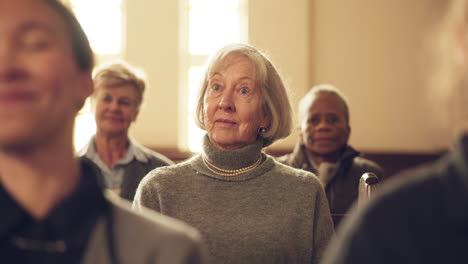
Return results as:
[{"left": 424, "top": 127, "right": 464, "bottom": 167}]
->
[{"left": 133, "top": 136, "right": 334, "bottom": 264}]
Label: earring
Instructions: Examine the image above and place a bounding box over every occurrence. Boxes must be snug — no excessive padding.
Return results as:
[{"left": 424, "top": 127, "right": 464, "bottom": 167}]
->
[{"left": 258, "top": 127, "right": 267, "bottom": 134}]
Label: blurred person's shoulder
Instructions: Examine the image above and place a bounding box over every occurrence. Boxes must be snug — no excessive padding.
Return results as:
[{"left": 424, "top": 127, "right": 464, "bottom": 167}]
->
[
  {"left": 355, "top": 152, "right": 460, "bottom": 220},
  {"left": 322, "top": 150, "right": 468, "bottom": 264},
  {"left": 109, "top": 193, "right": 202, "bottom": 241},
  {"left": 87, "top": 193, "right": 206, "bottom": 263}
]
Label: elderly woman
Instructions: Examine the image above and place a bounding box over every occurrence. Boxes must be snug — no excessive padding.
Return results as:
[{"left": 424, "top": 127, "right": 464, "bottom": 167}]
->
[
  {"left": 322, "top": 0, "right": 468, "bottom": 263},
  {"left": 78, "top": 62, "right": 173, "bottom": 201},
  {"left": 278, "top": 84, "right": 384, "bottom": 227},
  {"left": 134, "top": 43, "right": 334, "bottom": 264}
]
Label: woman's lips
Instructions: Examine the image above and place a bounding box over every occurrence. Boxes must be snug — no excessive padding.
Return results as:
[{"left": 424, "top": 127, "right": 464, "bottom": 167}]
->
[
  {"left": 314, "top": 137, "right": 336, "bottom": 143},
  {"left": 0, "top": 91, "right": 36, "bottom": 103},
  {"left": 215, "top": 119, "right": 237, "bottom": 127},
  {"left": 103, "top": 116, "right": 123, "bottom": 122},
  {"left": 216, "top": 119, "right": 236, "bottom": 124}
]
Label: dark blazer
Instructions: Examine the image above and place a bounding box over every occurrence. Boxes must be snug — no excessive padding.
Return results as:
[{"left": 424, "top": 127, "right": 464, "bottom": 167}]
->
[
  {"left": 277, "top": 143, "right": 384, "bottom": 226},
  {"left": 79, "top": 139, "right": 174, "bottom": 201}
]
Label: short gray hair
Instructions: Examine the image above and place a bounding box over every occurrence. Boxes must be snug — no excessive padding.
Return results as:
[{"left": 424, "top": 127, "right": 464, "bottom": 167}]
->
[
  {"left": 92, "top": 61, "right": 147, "bottom": 110},
  {"left": 195, "top": 43, "right": 293, "bottom": 147},
  {"left": 297, "top": 84, "right": 350, "bottom": 126}
]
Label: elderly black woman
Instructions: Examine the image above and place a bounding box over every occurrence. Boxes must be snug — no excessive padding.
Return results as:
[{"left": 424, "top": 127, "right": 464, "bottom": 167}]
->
[
  {"left": 134, "top": 43, "right": 334, "bottom": 264},
  {"left": 278, "top": 84, "right": 384, "bottom": 227}
]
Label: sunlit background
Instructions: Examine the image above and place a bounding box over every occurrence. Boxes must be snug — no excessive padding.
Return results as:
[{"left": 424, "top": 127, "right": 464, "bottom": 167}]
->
[
  {"left": 184, "top": 0, "right": 247, "bottom": 152},
  {"left": 69, "top": 0, "right": 247, "bottom": 153},
  {"left": 64, "top": 0, "right": 454, "bottom": 155}
]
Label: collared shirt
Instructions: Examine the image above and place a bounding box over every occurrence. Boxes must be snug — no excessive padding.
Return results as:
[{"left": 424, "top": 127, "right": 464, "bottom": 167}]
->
[
  {"left": 0, "top": 160, "right": 108, "bottom": 264},
  {"left": 78, "top": 137, "right": 148, "bottom": 194}
]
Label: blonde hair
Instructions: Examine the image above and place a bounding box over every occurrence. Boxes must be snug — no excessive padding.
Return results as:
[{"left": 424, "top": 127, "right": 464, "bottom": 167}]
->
[
  {"left": 92, "top": 61, "right": 147, "bottom": 109},
  {"left": 195, "top": 43, "right": 293, "bottom": 147}
]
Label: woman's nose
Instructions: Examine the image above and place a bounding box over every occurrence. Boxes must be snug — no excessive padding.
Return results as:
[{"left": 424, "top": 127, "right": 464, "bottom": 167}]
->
[
  {"left": 0, "top": 43, "right": 24, "bottom": 82},
  {"left": 108, "top": 100, "right": 120, "bottom": 111},
  {"left": 316, "top": 120, "right": 332, "bottom": 131},
  {"left": 218, "top": 91, "right": 235, "bottom": 111}
]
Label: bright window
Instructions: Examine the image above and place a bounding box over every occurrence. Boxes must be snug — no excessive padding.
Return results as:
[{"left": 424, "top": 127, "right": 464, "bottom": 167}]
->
[
  {"left": 66, "top": 0, "right": 125, "bottom": 151},
  {"left": 181, "top": 0, "right": 248, "bottom": 152},
  {"left": 70, "top": 0, "right": 123, "bottom": 55}
]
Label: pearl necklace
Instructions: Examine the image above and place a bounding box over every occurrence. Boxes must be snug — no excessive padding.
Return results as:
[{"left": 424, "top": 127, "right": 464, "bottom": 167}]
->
[{"left": 202, "top": 155, "right": 263, "bottom": 177}]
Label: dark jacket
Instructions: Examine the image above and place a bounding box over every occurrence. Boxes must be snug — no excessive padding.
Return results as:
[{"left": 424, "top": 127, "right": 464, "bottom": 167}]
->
[
  {"left": 277, "top": 143, "right": 384, "bottom": 224},
  {"left": 118, "top": 151, "right": 174, "bottom": 201},
  {"left": 79, "top": 138, "right": 174, "bottom": 201},
  {"left": 0, "top": 158, "right": 205, "bottom": 264}
]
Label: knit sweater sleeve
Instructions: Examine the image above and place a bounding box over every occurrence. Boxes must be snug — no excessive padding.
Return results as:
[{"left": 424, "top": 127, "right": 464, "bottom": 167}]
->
[
  {"left": 312, "top": 181, "right": 335, "bottom": 264},
  {"left": 132, "top": 169, "right": 162, "bottom": 213}
]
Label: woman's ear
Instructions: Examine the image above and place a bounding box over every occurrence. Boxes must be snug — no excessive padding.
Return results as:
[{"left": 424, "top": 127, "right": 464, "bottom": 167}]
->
[
  {"left": 75, "top": 71, "right": 94, "bottom": 111},
  {"left": 260, "top": 111, "right": 271, "bottom": 130}
]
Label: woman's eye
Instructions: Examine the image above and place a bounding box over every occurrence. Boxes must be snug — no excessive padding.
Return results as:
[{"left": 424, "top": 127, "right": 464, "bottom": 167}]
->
[
  {"left": 240, "top": 87, "right": 249, "bottom": 94},
  {"left": 212, "top": 84, "right": 221, "bottom": 91},
  {"left": 309, "top": 117, "right": 320, "bottom": 125},
  {"left": 102, "top": 96, "right": 112, "bottom": 103},
  {"left": 22, "top": 32, "right": 52, "bottom": 52},
  {"left": 24, "top": 40, "right": 50, "bottom": 51},
  {"left": 327, "top": 116, "right": 339, "bottom": 124},
  {"left": 119, "top": 99, "right": 131, "bottom": 106}
]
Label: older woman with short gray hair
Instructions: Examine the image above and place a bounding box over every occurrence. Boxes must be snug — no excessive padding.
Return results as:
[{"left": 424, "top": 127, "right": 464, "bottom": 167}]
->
[
  {"left": 278, "top": 84, "right": 383, "bottom": 227},
  {"left": 134, "top": 43, "right": 334, "bottom": 264},
  {"left": 78, "top": 61, "right": 173, "bottom": 201}
]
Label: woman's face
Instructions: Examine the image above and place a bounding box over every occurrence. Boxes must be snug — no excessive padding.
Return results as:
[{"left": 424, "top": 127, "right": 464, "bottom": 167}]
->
[
  {"left": 203, "top": 54, "right": 269, "bottom": 150},
  {"left": 0, "top": 0, "right": 92, "bottom": 148},
  {"left": 94, "top": 84, "right": 139, "bottom": 137},
  {"left": 300, "top": 93, "right": 350, "bottom": 159}
]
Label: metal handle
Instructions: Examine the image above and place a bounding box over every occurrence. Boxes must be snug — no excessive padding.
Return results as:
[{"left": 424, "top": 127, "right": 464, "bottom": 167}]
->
[{"left": 358, "top": 172, "right": 379, "bottom": 204}]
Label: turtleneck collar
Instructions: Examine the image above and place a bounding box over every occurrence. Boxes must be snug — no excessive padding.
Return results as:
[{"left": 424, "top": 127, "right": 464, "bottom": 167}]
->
[
  {"left": 203, "top": 135, "right": 264, "bottom": 169},
  {"left": 190, "top": 134, "right": 275, "bottom": 181}
]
